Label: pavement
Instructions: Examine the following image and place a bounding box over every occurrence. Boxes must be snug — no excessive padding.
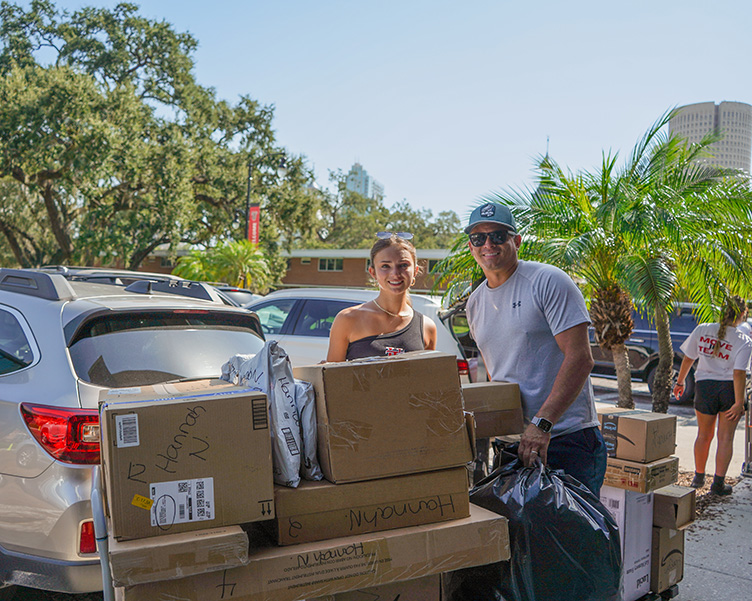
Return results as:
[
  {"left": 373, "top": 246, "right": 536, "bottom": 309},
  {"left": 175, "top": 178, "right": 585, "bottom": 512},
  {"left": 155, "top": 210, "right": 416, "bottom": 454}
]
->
[{"left": 592, "top": 377, "right": 752, "bottom": 601}]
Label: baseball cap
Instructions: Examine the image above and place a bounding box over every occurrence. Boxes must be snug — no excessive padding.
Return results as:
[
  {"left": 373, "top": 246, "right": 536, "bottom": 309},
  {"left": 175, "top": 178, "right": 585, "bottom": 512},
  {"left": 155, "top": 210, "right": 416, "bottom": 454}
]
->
[{"left": 464, "top": 203, "right": 517, "bottom": 234}]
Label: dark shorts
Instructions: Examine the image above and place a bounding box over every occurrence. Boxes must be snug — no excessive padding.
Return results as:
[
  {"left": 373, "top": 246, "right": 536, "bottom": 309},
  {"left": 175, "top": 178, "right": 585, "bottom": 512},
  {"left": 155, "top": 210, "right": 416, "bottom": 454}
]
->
[
  {"left": 547, "top": 426, "right": 607, "bottom": 497},
  {"left": 694, "top": 379, "right": 736, "bottom": 415}
]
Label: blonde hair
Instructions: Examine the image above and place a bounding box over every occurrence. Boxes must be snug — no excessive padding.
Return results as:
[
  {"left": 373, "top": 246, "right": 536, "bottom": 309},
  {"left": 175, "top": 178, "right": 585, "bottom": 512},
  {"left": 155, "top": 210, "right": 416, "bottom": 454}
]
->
[{"left": 715, "top": 295, "right": 747, "bottom": 356}]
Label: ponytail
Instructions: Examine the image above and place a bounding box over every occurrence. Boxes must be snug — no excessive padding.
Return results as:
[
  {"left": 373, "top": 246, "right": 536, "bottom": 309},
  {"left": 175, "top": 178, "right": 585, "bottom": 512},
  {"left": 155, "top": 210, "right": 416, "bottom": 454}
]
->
[{"left": 714, "top": 295, "right": 746, "bottom": 357}]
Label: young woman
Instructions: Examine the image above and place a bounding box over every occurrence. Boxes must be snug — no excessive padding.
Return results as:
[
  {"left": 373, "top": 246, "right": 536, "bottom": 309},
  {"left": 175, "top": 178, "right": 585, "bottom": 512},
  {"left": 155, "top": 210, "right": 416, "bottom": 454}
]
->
[
  {"left": 673, "top": 296, "right": 751, "bottom": 495},
  {"left": 327, "top": 232, "right": 437, "bottom": 361}
]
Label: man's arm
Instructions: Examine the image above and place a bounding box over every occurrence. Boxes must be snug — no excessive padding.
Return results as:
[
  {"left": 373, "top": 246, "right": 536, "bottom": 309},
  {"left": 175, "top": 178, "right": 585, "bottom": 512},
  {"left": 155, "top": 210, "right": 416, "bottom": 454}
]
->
[{"left": 518, "top": 322, "right": 594, "bottom": 467}]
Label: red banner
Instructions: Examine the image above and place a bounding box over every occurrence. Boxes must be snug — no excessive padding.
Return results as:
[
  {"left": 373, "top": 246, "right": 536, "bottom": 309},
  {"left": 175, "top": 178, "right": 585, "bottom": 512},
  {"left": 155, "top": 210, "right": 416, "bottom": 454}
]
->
[{"left": 248, "top": 205, "right": 260, "bottom": 245}]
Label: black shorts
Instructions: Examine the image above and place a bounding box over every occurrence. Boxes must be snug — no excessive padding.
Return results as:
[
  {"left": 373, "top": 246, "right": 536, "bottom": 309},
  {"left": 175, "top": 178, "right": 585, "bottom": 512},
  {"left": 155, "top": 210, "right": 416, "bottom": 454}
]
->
[{"left": 694, "top": 380, "right": 735, "bottom": 415}]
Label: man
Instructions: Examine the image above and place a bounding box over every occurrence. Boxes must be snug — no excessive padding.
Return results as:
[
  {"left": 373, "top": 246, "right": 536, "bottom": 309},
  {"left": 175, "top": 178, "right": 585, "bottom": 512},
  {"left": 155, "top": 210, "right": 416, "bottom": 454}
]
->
[{"left": 464, "top": 202, "right": 607, "bottom": 495}]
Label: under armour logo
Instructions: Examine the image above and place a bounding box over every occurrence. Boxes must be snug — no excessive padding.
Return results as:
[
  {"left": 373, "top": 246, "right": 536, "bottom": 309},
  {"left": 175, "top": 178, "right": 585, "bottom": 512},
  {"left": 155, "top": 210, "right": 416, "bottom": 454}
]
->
[{"left": 512, "top": 301, "right": 522, "bottom": 309}]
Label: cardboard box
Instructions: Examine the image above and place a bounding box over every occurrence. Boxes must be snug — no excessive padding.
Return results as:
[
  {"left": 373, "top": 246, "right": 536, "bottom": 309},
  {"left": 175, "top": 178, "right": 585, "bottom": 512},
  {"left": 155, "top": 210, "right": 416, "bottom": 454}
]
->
[
  {"left": 99, "top": 380, "right": 274, "bottom": 540},
  {"left": 271, "top": 467, "right": 470, "bottom": 545},
  {"left": 653, "top": 485, "right": 696, "bottom": 529},
  {"left": 603, "top": 456, "right": 679, "bottom": 493},
  {"left": 293, "top": 351, "right": 473, "bottom": 483},
  {"left": 108, "top": 525, "right": 249, "bottom": 587},
  {"left": 461, "top": 381, "right": 524, "bottom": 438},
  {"left": 600, "top": 486, "right": 654, "bottom": 601},
  {"left": 119, "top": 504, "right": 510, "bottom": 601},
  {"left": 598, "top": 407, "right": 676, "bottom": 463},
  {"left": 310, "top": 575, "right": 440, "bottom": 601},
  {"left": 650, "top": 527, "right": 684, "bottom": 593}
]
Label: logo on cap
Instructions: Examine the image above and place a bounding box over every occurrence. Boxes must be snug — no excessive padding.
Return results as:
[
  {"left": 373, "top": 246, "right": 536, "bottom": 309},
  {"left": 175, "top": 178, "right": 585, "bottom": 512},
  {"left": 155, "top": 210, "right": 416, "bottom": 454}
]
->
[{"left": 480, "top": 204, "right": 495, "bottom": 218}]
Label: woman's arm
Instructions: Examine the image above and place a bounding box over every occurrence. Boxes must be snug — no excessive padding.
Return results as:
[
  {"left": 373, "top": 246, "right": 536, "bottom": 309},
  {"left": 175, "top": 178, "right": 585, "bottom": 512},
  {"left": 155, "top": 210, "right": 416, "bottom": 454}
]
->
[
  {"left": 673, "top": 355, "right": 696, "bottom": 400},
  {"left": 326, "top": 312, "right": 353, "bottom": 362},
  {"left": 725, "top": 369, "right": 747, "bottom": 422},
  {"left": 423, "top": 315, "right": 437, "bottom": 350}
]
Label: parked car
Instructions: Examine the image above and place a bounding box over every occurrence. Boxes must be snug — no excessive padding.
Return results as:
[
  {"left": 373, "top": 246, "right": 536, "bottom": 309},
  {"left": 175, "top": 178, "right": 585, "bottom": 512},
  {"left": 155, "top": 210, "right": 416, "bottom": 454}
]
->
[
  {"left": 207, "top": 284, "right": 262, "bottom": 307},
  {"left": 0, "top": 267, "right": 265, "bottom": 598},
  {"left": 244, "top": 288, "right": 474, "bottom": 381},
  {"left": 589, "top": 304, "right": 701, "bottom": 404}
]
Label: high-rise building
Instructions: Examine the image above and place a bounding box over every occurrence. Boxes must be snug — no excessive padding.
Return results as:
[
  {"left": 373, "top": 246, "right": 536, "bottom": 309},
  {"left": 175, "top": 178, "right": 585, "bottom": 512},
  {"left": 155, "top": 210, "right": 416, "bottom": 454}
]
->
[
  {"left": 669, "top": 101, "right": 752, "bottom": 172},
  {"left": 345, "top": 162, "right": 384, "bottom": 200}
]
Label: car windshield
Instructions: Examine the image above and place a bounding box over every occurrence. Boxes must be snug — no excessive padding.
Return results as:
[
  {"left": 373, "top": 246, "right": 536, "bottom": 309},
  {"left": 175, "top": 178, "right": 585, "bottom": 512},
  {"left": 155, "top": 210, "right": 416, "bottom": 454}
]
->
[{"left": 68, "top": 311, "right": 264, "bottom": 387}]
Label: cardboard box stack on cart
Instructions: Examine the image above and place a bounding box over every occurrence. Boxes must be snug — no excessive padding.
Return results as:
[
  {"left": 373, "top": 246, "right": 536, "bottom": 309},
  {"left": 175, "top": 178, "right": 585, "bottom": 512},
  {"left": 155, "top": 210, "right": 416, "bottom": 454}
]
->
[
  {"left": 99, "top": 350, "right": 513, "bottom": 601},
  {"left": 597, "top": 406, "right": 695, "bottom": 601}
]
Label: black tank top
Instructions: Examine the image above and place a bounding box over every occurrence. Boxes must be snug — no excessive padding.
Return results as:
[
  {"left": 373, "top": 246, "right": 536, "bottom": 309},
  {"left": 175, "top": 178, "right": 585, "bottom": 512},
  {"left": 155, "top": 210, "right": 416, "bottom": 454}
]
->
[{"left": 345, "top": 312, "right": 425, "bottom": 360}]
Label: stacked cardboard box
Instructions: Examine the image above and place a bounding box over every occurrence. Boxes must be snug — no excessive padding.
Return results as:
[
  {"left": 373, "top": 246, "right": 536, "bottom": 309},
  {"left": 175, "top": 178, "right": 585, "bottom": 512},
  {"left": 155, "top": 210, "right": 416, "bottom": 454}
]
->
[
  {"left": 650, "top": 484, "right": 696, "bottom": 594},
  {"left": 597, "top": 407, "right": 680, "bottom": 601},
  {"left": 460, "top": 381, "right": 524, "bottom": 438},
  {"left": 105, "top": 353, "right": 511, "bottom": 600}
]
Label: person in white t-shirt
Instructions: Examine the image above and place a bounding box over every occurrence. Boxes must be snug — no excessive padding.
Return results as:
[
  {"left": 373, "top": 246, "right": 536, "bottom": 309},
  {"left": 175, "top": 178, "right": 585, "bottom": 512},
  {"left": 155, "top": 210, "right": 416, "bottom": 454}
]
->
[{"left": 674, "top": 296, "right": 751, "bottom": 495}]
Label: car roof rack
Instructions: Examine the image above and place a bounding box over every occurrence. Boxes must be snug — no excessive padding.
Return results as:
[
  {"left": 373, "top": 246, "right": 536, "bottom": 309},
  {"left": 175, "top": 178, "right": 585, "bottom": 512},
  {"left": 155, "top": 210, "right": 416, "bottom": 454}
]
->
[
  {"left": 124, "top": 279, "right": 222, "bottom": 302},
  {"left": 0, "top": 268, "right": 76, "bottom": 301}
]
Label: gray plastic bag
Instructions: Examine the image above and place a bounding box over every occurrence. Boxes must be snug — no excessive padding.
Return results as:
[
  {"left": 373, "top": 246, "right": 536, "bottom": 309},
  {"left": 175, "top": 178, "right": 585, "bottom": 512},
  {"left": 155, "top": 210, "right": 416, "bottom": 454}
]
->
[
  {"left": 221, "top": 341, "right": 302, "bottom": 487},
  {"left": 294, "top": 379, "right": 323, "bottom": 481}
]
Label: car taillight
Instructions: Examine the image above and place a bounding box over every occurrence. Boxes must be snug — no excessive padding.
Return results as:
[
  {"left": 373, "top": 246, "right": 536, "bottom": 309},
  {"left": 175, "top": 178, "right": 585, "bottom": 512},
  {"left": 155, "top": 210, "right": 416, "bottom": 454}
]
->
[
  {"left": 79, "top": 520, "right": 97, "bottom": 554},
  {"left": 457, "top": 358, "right": 470, "bottom": 376},
  {"left": 20, "top": 403, "right": 100, "bottom": 464}
]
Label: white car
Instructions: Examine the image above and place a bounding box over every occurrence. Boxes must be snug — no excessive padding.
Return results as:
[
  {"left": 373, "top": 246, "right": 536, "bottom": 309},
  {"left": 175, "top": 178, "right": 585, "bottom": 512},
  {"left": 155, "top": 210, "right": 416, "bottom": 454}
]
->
[{"left": 245, "top": 288, "right": 475, "bottom": 381}]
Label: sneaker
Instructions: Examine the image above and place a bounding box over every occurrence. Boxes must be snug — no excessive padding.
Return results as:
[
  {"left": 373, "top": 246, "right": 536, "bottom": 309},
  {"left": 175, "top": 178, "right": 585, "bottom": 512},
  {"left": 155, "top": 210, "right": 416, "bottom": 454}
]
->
[
  {"left": 690, "top": 473, "right": 705, "bottom": 488},
  {"left": 710, "top": 482, "right": 732, "bottom": 496}
]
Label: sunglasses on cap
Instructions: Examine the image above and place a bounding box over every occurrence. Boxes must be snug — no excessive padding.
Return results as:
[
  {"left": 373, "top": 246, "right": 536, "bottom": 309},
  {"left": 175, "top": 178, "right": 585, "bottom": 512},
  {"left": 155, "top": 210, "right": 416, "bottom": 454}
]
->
[
  {"left": 376, "top": 231, "right": 414, "bottom": 240},
  {"left": 468, "top": 229, "right": 514, "bottom": 247}
]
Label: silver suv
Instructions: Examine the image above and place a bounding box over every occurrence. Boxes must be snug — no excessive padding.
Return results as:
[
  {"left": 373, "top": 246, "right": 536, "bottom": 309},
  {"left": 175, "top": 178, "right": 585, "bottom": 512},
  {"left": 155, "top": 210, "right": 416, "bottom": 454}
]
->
[{"left": 0, "top": 267, "right": 265, "bottom": 597}]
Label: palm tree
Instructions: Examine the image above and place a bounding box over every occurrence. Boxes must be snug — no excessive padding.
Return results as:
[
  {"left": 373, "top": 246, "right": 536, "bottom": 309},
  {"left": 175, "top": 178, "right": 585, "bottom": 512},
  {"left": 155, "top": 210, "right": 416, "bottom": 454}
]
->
[
  {"left": 436, "top": 110, "right": 752, "bottom": 412},
  {"left": 173, "top": 240, "right": 273, "bottom": 293}
]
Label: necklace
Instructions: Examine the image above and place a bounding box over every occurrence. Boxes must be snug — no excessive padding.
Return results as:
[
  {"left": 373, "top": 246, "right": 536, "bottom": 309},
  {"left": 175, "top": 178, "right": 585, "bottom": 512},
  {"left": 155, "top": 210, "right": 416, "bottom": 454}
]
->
[{"left": 372, "top": 298, "right": 411, "bottom": 318}]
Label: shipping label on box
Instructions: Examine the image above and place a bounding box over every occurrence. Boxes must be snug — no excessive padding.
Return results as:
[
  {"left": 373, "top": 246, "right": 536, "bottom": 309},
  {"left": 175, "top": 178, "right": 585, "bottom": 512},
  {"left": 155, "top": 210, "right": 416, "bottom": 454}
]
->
[
  {"left": 271, "top": 467, "right": 470, "bottom": 545},
  {"left": 461, "top": 381, "right": 524, "bottom": 438},
  {"left": 651, "top": 527, "right": 684, "bottom": 593},
  {"left": 600, "top": 486, "right": 654, "bottom": 601},
  {"left": 100, "top": 380, "right": 274, "bottom": 540},
  {"left": 293, "top": 351, "right": 472, "bottom": 483},
  {"left": 653, "top": 484, "right": 696, "bottom": 530},
  {"left": 108, "top": 525, "right": 249, "bottom": 587},
  {"left": 598, "top": 407, "right": 676, "bottom": 463},
  {"left": 120, "top": 504, "right": 510, "bottom": 601},
  {"left": 603, "top": 455, "right": 679, "bottom": 493}
]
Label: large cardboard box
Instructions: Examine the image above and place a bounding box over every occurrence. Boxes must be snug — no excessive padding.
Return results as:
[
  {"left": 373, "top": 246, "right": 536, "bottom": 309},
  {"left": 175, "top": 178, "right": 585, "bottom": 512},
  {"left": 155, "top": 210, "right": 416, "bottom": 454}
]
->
[
  {"left": 653, "top": 485, "right": 696, "bottom": 530},
  {"left": 600, "top": 486, "right": 654, "bottom": 601},
  {"left": 310, "top": 575, "right": 440, "bottom": 601},
  {"left": 603, "top": 455, "right": 679, "bottom": 493},
  {"left": 100, "top": 380, "right": 274, "bottom": 540},
  {"left": 108, "top": 525, "right": 249, "bottom": 587},
  {"left": 119, "top": 504, "right": 510, "bottom": 601},
  {"left": 293, "top": 351, "right": 473, "bottom": 483},
  {"left": 598, "top": 407, "right": 676, "bottom": 463},
  {"left": 271, "top": 467, "right": 470, "bottom": 546},
  {"left": 461, "top": 381, "right": 524, "bottom": 438},
  {"left": 650, "top": 527, "right": 684, "bottom": 593}
]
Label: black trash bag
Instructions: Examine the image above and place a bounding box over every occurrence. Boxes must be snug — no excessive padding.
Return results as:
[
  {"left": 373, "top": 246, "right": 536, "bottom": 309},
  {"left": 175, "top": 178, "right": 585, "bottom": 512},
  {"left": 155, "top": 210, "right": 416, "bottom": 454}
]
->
[{"left": 445, "top": 445, "right": 622, "bottom": 601}]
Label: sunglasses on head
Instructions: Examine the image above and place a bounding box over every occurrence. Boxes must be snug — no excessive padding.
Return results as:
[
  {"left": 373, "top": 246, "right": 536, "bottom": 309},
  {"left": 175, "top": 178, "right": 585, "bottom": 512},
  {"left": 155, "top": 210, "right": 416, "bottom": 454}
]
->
[
  {"left": 376, "top": 231, "right": 414, "bottom": 240},
  {"left": 468, "top": 229, "right": 514, "bottom": 247}
]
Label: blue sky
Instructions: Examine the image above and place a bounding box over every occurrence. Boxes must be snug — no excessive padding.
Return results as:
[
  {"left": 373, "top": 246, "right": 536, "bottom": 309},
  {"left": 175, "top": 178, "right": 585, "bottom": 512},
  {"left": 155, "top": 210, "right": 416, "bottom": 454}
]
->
[{"left": 57, "top": 0, "right": 752, "bottom": 221}]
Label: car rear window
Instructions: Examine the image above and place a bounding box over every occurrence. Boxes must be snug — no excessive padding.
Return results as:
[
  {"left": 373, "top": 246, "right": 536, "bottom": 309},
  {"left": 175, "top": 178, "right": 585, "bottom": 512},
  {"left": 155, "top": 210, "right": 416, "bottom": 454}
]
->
[
  {"left": 0, "top": 308, "right": 33, "bottom": 375},
  {"left": 68, "top": 311, "right": 265, "bottom": 387}
]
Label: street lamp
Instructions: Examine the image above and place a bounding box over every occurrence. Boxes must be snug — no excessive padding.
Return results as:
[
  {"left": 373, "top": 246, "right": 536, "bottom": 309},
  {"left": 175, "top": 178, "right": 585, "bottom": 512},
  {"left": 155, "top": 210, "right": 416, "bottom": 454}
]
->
[{"left": 245, "top": 154, "right": 288, "bottom": 244}]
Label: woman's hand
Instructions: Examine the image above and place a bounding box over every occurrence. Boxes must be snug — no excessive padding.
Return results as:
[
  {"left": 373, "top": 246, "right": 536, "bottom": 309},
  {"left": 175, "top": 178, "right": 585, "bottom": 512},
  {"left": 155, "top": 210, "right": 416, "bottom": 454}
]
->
[{"left": 724, "top": 402, "right": 744, "bottom": 422}]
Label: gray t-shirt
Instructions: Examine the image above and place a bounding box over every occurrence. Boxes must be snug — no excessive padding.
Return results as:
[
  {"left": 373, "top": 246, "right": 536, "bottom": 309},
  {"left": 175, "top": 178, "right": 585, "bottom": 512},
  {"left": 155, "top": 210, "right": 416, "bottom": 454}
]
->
[{"left": 466, "top": 260, "right": 598, "bottom": 437}]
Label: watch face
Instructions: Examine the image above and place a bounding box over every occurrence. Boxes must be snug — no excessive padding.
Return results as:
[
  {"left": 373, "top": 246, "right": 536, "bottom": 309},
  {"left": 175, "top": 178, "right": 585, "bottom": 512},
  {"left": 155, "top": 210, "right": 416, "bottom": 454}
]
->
[{"left": 533, "top": 417, "right": 553, "bottom": 432}]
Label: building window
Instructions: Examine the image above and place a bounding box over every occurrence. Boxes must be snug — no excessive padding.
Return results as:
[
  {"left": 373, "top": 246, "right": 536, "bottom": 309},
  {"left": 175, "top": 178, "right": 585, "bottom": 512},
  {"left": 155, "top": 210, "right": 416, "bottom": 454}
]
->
[
  {"left": 300, "top": 258, "right": 311, "bottom": 265},
  {"left": 160, "top": 257, "right": 175, "bottom": 268},
  {"left": 428, "top": 259, "right": 440, "bottom": 272},
  {"left": 319, "top": 258, "right": 343, "bottom": 272}
]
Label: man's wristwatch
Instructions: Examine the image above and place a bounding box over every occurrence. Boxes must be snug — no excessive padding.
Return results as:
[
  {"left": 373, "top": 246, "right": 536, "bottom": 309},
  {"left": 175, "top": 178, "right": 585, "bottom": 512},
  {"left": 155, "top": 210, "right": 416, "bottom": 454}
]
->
[{"left": 532, "top": 416, "right": 553, "bottom": 433}]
